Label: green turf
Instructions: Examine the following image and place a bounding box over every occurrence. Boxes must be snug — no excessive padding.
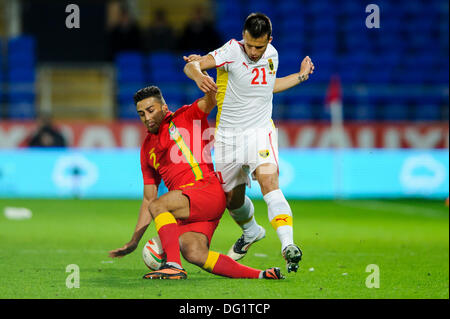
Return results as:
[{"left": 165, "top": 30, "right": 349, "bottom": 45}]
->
[{"left": 0, "top": 198, "right": 448, "bottom": 299}]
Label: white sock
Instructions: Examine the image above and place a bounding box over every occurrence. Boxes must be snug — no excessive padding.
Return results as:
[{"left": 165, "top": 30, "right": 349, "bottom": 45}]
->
[
  {"left": 263, "top": 189, "right": 294, "bottom": 252},
  {"left": 229, "top": 196, "right": 261, "bottom": 240},
  {"left": 166, "top": 262, "right": 183, "bottom": 270}
]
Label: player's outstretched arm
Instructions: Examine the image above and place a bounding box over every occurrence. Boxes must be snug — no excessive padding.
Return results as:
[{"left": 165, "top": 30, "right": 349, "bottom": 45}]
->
[
  {"left": 183, "top": 54, "right": 218, "bottom": 93},
  {"left": 197, "top": 87, "right": 217, "bottom": 114},
  {"left": 108, "top": 184, "right": 158, "bottom": 258},
  {"left": 273, "top": 56, "right": 315, "bottom": 93}
]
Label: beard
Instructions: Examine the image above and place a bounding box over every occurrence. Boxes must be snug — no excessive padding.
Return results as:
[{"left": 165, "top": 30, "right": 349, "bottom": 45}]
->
[{"left": 146, "top": 110, "right": 166, "bottom": 134}]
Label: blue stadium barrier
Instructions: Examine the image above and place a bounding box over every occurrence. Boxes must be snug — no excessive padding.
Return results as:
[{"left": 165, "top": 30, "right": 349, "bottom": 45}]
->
[{"left": 0, "top": 149, "right": 447, "bottom": 199}]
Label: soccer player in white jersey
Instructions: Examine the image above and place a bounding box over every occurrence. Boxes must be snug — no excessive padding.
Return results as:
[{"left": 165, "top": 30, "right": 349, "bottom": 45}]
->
[{"left": 183, "top": 13, "right": 314, "bottom": 273}]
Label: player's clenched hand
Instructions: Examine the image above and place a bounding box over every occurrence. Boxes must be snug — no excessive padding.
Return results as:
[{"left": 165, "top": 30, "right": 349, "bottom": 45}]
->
[
  {"left": 195, "top": 74, "right": 218, "bottom": 94},
  {"left": 299, "top": 56, "right": 315, "bottom": 81},
  {"left": 183, "top": 54, "right": 202, "bottom": 63},
  {"left": 108, "top": 241, "right": 138, "bottom": 258}
]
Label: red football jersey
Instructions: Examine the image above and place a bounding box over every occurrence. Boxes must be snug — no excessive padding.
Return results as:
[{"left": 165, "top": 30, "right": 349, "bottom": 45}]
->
[{"left": 140, "top": 99, "right": 216, "bottom": 190}]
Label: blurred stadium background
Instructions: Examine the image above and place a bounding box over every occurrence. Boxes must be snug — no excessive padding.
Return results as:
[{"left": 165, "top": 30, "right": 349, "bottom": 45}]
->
[
  {"left": 0, "top": 0, "right": 448, "bottom": 300},
  {"left": 0, "top": 0, "right": 448, "bottom": 199}
]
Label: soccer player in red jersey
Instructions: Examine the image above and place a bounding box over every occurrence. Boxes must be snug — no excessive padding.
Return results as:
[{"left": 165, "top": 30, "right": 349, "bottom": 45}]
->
[{"left": 109, "top": 84, "right": 283, "bottom": 280}]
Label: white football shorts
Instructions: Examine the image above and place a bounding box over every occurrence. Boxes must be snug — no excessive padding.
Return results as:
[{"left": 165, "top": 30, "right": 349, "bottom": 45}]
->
[{"left": 214, "top": 123, "right": 279, "bottom": 193}]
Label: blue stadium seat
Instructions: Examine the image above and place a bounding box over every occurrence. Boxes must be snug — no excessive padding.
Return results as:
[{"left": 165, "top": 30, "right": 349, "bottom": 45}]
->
[
  {"left": 413, "top": 96, "right": 442, "bottom": 121},
  {"left": 381, "top": 96, "right": 411, "bottom": 121},
  {"left": 116, "top": 82, "right": 145, "bottom": 114},
  {"left": 7, "top": 35, "right": 35, "bottom": 54},
  {"left": 246, "top": 0, "right": 272, "bottom": 16},
  {"left": 148, "top": 52, "right": 177, "bottom": 68},
  {"left": 353, "top": 104, "right": 377, "bottom": 121},
  {"left": 341, "top": 95, "right": 359, "bottom": 120},
  {"left": 309, "top": 35, "right": 337, "bottom": 52},
  {"left": 309, "top": 17, "right": 337, "bottom": 33},
  {"left": 8, "top": 68, "right": 36, "bottom": 83},
  {"left": 280, "top": 17, "right": 305, "bottom": 33},
  {"left": 277, "top": 35, "right": 304, "bottom": 53},
  {"left": 413, "top": 105, "right": 441, "bottom": 121},
  {"left": 217, "top": 19, "right": 242, "bottom": 41},
  {"left": 363, "top": 68, "right": 393, "bottom": 84},
  {"left": 184, "top": 84, "right": 203, "bottom": 105},
  {"left": 215, "top": 0, "right": 244, "bottom": 19},
  {"left": 287, "top": 104, "right": 313, "bottom": 120},
  {"left": 391, "top": 69, "right": 424, "bottom": 85},
  {"left": 147, "top": 53, "right": 184, "bottom": 83},
  {"left": 118, "top": 101, "right": 139, "bottom": 120},
  {"left": 117, "top": 69, "right": 145, "bottom": 84},
  {"left": 424, "top": 69, "right": 449, "bottom": 85},
  {"left": 284, "top": 93, "right": 314, "bottom": 120},
  {"left": 7, "top": 51, "right": 35, "bottom": 69},
  {"left": 116, "top": 51, "right": 144, "bottom": 70},
  {"left": 336, "top": 1, "right": 364, "bottom": 15},
  {"left": 276, "top": 1, "right": 302, "bottom": 17},
  {"left": 7, "top": 92, "right": 36, "bottom": 119},
  {"left": 156, "top": 83, "right": 185, "bottom": 109}
]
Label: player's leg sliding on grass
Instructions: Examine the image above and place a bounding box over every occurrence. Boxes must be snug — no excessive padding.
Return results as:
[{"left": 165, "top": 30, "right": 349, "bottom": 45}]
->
[
  {"left": 109, "top": 84, "right": 285, "bottom": 280},
  {"left": 143, "top": 191, "right": 283, "bottom": 280}
]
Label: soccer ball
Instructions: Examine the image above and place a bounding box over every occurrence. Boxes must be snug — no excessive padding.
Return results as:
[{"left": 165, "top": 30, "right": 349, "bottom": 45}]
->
[{"left": 143, "top": 236, "right": 166, "bottom": 270}]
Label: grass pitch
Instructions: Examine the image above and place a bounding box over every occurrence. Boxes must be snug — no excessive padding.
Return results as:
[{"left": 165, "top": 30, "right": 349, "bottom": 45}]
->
[{"left": 0, "top": 198, "right": 448, "bottom": 299}]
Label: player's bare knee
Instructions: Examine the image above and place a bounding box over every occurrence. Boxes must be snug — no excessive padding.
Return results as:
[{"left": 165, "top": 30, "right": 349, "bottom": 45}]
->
[
  {"left": 148, "top": 199, "right": 166, "bottom": 218},
  {"left": 181, "top": 243, "right": 208, "bottom": 266},
  {"left": 180, "top": 233, "right": 209, "bottom": 266}
]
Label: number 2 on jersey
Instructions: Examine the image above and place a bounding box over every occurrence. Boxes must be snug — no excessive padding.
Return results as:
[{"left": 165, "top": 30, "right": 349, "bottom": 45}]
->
[{"left": 251, "top": 67, "right": 267, "bottom": 85}]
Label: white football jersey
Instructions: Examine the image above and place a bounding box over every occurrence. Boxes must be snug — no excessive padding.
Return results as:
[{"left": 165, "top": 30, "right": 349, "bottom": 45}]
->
[{"left": 208, "top": 39, "right": 278, "bottom": 134}]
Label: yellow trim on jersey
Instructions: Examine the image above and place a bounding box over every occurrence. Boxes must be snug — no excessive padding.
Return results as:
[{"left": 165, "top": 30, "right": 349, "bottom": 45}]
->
[
  {"left": 169, "top": 121, "right": 204, "bottom": 181},
  {"left": 215, "top": 69, "right": 229, "bottom": 132},
  {"left": 270, "top": 214, "right": 293, "bottom": 230},
  {"left": 154, "top": 212, "right": 177, "bottom": 232},
  {"left": 203, "top": 251, "right": 220, "bottom": 272}
]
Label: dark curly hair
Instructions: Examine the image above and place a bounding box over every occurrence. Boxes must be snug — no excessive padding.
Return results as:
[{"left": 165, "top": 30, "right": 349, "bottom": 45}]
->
[{"left": 133, "top": 86, "right": 166, "bottom": 105}]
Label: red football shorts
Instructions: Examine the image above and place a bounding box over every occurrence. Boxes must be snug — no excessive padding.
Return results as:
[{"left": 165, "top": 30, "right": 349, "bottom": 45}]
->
[{"left": 177, "top": 176, "right": 226, "bottom": 245}]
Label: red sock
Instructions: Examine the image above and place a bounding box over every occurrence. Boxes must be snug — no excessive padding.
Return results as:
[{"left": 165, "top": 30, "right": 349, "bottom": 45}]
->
[
  {"left": 203, "top": 251, "right": 261, "bottom": 278},
  {"left": 154, "top": 212, "right": 181, "bottom": 266}
]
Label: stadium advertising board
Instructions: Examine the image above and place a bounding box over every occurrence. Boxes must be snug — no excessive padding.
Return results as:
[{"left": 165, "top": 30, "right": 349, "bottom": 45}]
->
[
  {"left": 0, "top": 149, "right": 447, "bottom": 199},
  {"left": 0, "top": 122, "right": 448, "bottom": 149}
]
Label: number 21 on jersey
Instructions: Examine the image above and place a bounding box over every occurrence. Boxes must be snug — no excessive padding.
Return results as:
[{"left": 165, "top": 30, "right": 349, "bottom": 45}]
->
[{"left": 251, "top": 67, "right": 268, "bottom": 85}]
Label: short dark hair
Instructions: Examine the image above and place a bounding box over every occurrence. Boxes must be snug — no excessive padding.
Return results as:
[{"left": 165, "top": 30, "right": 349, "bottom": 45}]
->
[
  {"left": 243, "top": 13, "right": 272, "bottom": 40},
  {"left": 133, "top": 86, "right": 165, "bottom": 105}
]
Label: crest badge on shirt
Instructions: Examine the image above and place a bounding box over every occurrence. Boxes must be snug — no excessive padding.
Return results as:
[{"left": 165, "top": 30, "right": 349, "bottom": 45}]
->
[
  {"left": 268, "top": 58, "right": 275, "bottom": 75},
  {"left": 169, "top": 125, "right": 176, "bottom": 135},
  {"left": 258, "top": 149, "right": 270, "bottom": 158}
]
